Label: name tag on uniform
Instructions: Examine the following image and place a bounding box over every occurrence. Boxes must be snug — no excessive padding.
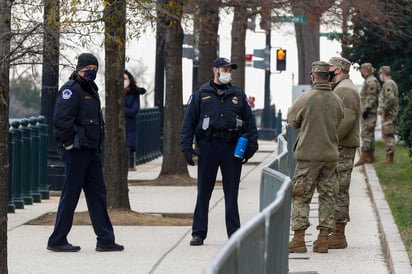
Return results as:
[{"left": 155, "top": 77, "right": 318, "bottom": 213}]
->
[
  {"left": 202, "top": 117, "right": 210, "bottom": 130},
  {"left": 85, "top": 96, "right": 92, "bottom": 99}
]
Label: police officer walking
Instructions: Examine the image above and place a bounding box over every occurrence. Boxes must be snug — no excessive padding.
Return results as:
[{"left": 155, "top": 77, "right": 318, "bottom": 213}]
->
[
  {"left": 47, "top": 53, "right": 124, "bottom": 252},
  {"left": 328, "top": 57, "right": 361, "bottom": 249},
  {"left": 355, "top": 63, "right": 380, "bottom": 166},
  {"left": 288, "top": 61, "right": 344, "bottom": 253},
  {"left": 180, "top": 57, "right": 258, "bottom": 246},
  {"left": 378, "top": 66, "right": 399, "bottom": 163}
]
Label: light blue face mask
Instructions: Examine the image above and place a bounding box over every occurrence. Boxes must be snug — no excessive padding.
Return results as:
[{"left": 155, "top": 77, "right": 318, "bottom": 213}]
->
[{"left": 83, "top": 70, "right": 97, "bottom": 81}]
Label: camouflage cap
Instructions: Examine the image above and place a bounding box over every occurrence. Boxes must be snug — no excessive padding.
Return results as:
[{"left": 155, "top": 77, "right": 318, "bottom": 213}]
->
[
  {"left": 329, "top": 57, "right": 351, "bottom": 72},
  {"left": 360, "top": 63, "right": 373, "bottom": 70},
  {"left": 311, "top": 61, "right": 330, "bottom": 73},
  {"left": 379, "top": 66, "right": 390, "bottom": 74}
]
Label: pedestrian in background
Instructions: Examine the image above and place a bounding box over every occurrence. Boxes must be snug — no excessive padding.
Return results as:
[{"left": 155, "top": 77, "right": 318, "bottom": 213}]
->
[
  {"left": 180, "top": 57, "right": 258, "bottom": 246},
  {"left": 287, "top": 61, "right": 344, "bottom": 253},
  {"left": 48, "top": 53, "right": 124, "bottom": 252},
  {"left": 328, "top": 57, "right": 361, "bottom": 249},
  {"left": 355, "top": 63, "right": 380, "bottom": 166},
  {"left": 378, "top": 66, "right": 399, "bottom": 163},
  {"left": 124, "top": 69, "right": 146, "bottom": 170}
]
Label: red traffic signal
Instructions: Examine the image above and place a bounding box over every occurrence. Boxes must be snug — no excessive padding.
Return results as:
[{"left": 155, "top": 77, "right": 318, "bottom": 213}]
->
[{"left": 276, "top": 49, "right": 286, "bottom": 71}]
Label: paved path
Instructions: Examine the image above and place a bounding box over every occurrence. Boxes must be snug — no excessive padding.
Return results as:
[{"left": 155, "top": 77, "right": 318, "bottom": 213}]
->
[{"left": 7, "top": 140, "right": 411, "bottom": 273}]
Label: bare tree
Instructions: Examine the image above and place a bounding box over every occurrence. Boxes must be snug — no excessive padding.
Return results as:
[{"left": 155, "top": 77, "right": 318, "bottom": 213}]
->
[
  {"left": 0, "top": 0, "right": 11, "bottom": 272},
  {"left": 156, "top": 0, "right": 189, "bottom": 180},
  {"left": 197, "top": 0, "right": 219, "bottom": 85},
  {"left": 103, "top": 0, "right": 130, "bottom": 209}
]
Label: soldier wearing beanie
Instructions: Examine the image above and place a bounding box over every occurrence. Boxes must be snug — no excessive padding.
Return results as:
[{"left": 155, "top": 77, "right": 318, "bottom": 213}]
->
[
  {"left": 356, "top": 63, "right": 381, "bottom": 166},
  {"left": 327, "top": 56, "right": 361, "bottom": 249},
  {"left": 288, "top": 61, "right": 344, "bottom": 254},
  {"left": 48, "top": 53, "right": 124, "bottom": 252},
  {"left": 378, "top": 66, "right": 399, "bottom": 163}
]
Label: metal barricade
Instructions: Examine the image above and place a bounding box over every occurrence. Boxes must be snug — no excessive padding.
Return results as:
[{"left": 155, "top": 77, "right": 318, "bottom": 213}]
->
[{"left": 203, "top": 129, "right": 292, "bottom": 274}]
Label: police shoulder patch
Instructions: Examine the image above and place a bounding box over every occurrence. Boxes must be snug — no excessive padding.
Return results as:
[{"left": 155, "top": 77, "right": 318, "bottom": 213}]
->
[{"left": 62, "top": 89, "right": 72, "bottom": 100}]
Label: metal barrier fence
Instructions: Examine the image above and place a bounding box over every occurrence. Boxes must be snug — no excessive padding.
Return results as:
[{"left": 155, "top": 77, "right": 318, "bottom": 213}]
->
[
  {"left": 8, "top": 116, "right": 50, "bottom": 213},
  {"left": 203, "top": 130, "right": 292, "bottom": 274}
]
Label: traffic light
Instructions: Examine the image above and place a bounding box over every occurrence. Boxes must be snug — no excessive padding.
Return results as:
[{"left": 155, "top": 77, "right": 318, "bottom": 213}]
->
[{"left": 276, "top": 49, "right": 286, "bottom": 71}]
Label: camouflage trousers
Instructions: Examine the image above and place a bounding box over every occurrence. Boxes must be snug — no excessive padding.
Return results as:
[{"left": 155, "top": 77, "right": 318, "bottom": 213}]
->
[
  {"left": 381, "top": 119, "right": 396, "bottom": 154},
  {"left": 360, "top": 112, "right": 377, "bottom": 151},
  {"left": 291, "top": 160, "right": 338, "bottom": 232},
  {"left": 334, "top": 146, "right": 356, "bottom": 223}
]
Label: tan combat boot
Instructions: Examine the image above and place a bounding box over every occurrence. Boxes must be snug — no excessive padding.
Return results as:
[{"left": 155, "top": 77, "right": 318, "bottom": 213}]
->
[
  {"left": 380, "top": 152, "right": 394, "bottom": 164},
  {"left": 288, "top": 230, "right": 307, "bottom": 253},
  {"left": 328, "top": 223, "right": 347, "bottom": 249},
  {"left": 313, "top": 229, "right": 329, "bottom": 253},
  {"left": 354, "top": 151, "right": 372, "bottom": 167}
]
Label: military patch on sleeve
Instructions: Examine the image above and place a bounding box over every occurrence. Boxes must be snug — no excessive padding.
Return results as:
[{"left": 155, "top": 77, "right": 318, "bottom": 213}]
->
[{"left": 62, "top": 89, "right": 72, "bottom": 100}]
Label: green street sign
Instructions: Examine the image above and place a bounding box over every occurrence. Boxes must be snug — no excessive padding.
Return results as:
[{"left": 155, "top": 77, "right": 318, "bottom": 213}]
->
[{"left": 275, "top": 15, "right": 307, "bottom": 24}]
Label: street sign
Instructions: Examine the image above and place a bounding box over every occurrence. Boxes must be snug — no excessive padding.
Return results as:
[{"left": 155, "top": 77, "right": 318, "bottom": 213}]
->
[
  {"left": 253, "top": 48, "right": 270, "bottom": 70},
  {"left": 274, "top": 15, "right": 307, "bottom": 24},
  {"left": 320, "top": 32, "right": 341, "bottom": 40}
]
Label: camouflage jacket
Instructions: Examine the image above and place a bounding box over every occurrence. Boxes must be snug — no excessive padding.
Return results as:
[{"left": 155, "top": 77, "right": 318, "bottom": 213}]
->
[
  {"left": 332, "top": 75, "right": 361, "bottom": 148},
  {"left": 378, "top": 79, "right": 399, "bottom": 121},
  {"left": 360, "top": 74, "right": 380, "bottom": 113},
  {"left": 288, "top": 81, "right": 344, "bottom": 162}
]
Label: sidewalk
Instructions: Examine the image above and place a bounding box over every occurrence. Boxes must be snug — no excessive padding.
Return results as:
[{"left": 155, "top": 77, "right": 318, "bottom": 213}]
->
[{"left": 7, "top": 140, "right": 411, "bottom": 273}]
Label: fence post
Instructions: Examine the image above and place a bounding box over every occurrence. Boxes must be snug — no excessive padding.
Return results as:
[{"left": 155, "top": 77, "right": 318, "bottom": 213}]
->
[
  {"left": 8, "top": 127, "right": 16, "bottom": 213},
  {"left": 37, "top": 116, "right": 50, "bottom": 199},
  {"left": 28, "top": 117, "right": 42, "bottom": 203},
  {"left": 10, "top": 121, "right": 24, "bottom": 209},
  {"left": 20, "top": 119, "right": 34, "bottom": 205}
]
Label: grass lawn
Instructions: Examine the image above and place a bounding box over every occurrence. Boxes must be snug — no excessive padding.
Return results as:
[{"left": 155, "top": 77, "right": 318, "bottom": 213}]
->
[{"left": 373, "top": 141, "right": 412, "bottom": 264}]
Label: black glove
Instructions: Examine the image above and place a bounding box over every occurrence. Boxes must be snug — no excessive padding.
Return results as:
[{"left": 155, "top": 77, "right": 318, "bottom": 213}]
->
[
  {"left": 241, "top": 148, "right": 254, "bottom": 164},
  {"left": 362, "top": 109, "right": 369, "bottom": 119},
  {"left": 183, "top": 149, "right": 198, "bottom": 166}
]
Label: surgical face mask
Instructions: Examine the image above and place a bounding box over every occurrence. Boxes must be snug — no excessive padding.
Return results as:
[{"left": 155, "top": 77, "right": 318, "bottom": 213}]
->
[
  {"left": 218, "top": 72, "right": 232, "bottom": 84},
  {"left": 379, "top": 75, "right": 384, "bottom": 82},
  {"left": 83, "top": 70, "right": 97, "bottom": 81},
  {"left": 124, "top": 79, "right": 130, "bottom": 88}
]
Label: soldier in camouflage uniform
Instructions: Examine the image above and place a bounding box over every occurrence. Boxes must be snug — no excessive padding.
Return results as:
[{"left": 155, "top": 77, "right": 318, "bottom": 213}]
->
[
  {"left": 287, "top": 61, "right": 344, "bottom": 254},
  {"left": 378, "top": 66, "right": 399, "bottom": 163},
  {"left": 328, "top": 57, "right": 361, "bottom": 249},
  {"left": 355, "top": 63, "right": 380, "bottom": 166}
]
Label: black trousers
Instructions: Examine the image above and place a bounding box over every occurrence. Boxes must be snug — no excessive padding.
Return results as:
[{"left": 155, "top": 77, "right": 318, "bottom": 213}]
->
[
  {"left": 48, "top": 148, "right": 115, "bottom": 246},
  {"left": 192, "top": 138, "right": 242, "bottom": 239}
]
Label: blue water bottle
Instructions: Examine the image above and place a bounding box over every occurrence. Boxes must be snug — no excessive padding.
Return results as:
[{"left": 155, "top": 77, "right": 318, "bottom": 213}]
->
[{"left": 234, "top": 136, "right": 248, "bottom": 158}]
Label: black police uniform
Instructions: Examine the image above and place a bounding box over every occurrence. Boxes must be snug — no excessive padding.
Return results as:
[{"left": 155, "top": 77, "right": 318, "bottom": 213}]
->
[
  {"left": 180, "top": 80, "right": 258, "bottom": 240},
  {"left": 47, "top": 73, "right": 116, "bottom": 247}
]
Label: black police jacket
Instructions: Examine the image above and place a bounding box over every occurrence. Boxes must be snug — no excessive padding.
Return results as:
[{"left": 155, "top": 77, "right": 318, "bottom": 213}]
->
[
  {"left": 180, "top": 80, "right": 258, "bottom": 156},
  {"left": 53, "top": 73, "right": 104, "bottom": 150}
]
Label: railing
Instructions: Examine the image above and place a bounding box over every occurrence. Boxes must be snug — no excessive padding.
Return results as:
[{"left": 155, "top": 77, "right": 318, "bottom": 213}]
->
[
  {"left": 8, "top": 108, "right": 163, "bottom": 210},
  {"left": 203, "top": 130, "right": 292, "bottom": 274},
  {"left": 8, "top": 116, "right": 50, "bottom": 213},
  {"left": 135, "top": 107, "right": 162, "bottom": 164}
]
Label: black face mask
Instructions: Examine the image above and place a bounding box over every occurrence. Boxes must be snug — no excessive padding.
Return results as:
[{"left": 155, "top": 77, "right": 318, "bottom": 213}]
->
[{"left": 329, "top": 69, "right": 337, "bottom": 82}]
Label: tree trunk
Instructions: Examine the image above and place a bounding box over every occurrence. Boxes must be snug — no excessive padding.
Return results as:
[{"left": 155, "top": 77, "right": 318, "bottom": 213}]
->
[
  {"left": 197, "top": 0, "right": 219, "bottom": 85},
  {"left": 159, "top": 0, "right": 188, "bottom": 175},
  {"left": 103, "top": 0, "right": 130, "bottom": 209},
  {"left": 0, "top": 0, "right": 11, "bottom": 272},
  {"left": 294, "top": 15, "right": 320, "bottom": 85},
  {"left": 231, "top": 5, "right": 247, "bottom": 90}
]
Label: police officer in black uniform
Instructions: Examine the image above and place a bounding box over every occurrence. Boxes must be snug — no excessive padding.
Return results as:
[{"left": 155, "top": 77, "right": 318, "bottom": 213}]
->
[
  {"left": 180, "top": 57, "right": 258, "bottom": 246},
  {"left": 47, "top": 53, "right": 123, "bottom": 252}
]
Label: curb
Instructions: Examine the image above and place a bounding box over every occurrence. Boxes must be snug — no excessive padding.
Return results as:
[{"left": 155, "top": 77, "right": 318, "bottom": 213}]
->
[{"left": 363, "top": 163, "right": 412, "bottom": 274}]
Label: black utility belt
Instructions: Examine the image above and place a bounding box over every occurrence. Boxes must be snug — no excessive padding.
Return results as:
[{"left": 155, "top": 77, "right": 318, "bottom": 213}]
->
[{"left": 208, "top": 129, "right": 239, "bottom": 142}]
